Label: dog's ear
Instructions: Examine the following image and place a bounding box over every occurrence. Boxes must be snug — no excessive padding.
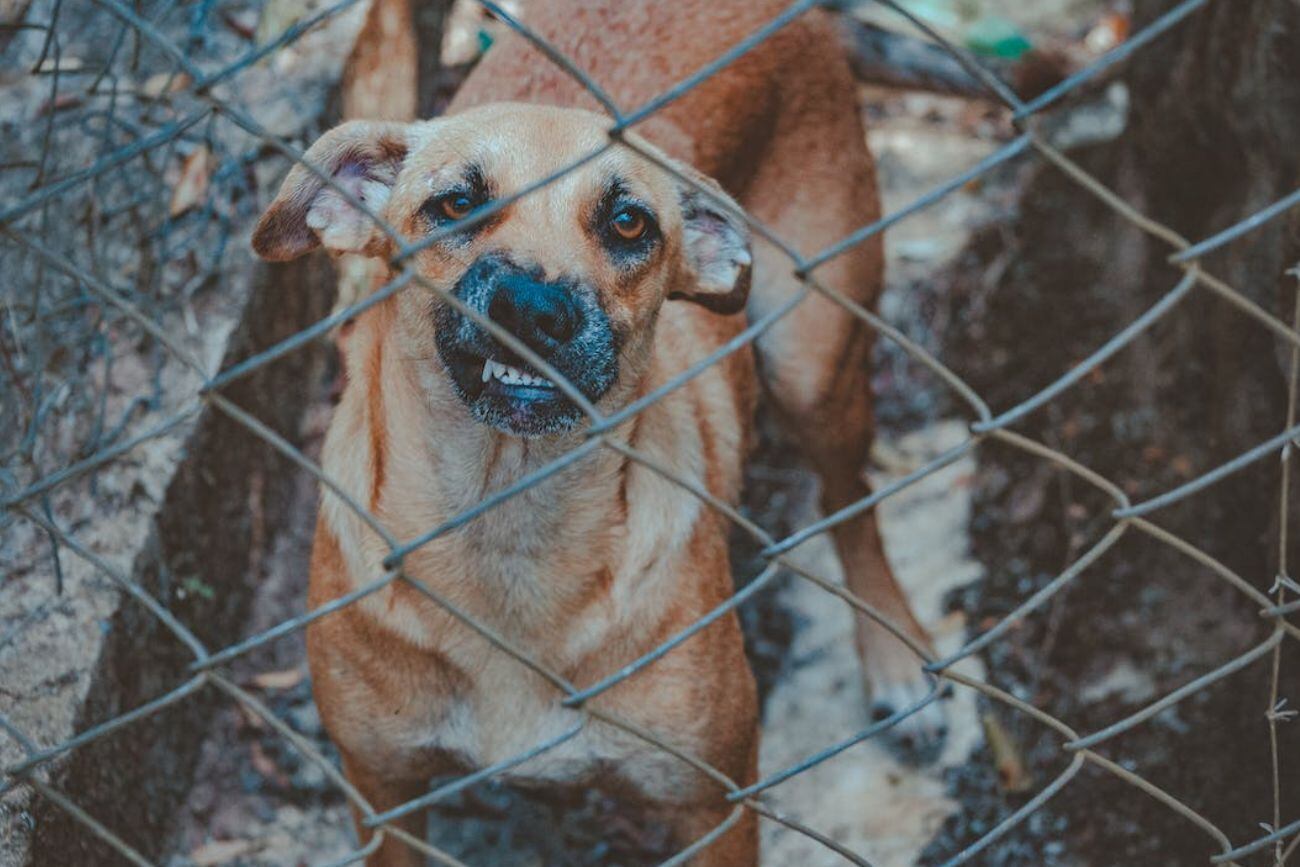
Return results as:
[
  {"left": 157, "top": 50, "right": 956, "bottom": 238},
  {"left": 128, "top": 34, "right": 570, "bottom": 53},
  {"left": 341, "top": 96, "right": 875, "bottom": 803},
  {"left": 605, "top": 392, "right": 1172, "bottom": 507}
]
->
[
  {"left": 669, "top": 169, "right": 752, "bottom": 315},
  {"left": 252, "top": 120, "right": 414, "bottom": 262}
]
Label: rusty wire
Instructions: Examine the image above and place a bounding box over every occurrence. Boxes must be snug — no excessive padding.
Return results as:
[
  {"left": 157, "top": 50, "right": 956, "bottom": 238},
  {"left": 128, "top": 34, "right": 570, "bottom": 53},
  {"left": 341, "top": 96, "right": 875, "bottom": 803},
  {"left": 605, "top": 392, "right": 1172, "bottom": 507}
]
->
[{"left": 2, "top": 0, "right": 1299, "bottom": 864}]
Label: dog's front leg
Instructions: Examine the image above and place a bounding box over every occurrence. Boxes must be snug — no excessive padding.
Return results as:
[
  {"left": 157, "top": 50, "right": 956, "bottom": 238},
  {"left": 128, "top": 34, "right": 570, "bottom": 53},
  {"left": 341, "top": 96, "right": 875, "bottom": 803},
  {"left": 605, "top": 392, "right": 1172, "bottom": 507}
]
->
[
  {"left": 340, "top": 748, "right": 444, "bottom": 867},
  {"left": 661, "top": 735, "right": 759, "bottom": 867},
  {"left": 666, "top": 801, "right": 759, "bottom": 867}
]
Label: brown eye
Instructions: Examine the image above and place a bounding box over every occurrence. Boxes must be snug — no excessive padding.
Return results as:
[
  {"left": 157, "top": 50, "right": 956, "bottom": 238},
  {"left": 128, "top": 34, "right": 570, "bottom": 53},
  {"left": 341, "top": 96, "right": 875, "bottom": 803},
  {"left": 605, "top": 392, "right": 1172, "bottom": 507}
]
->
[
  {"left": 440, "top": 192, "right": 474, "bottom": 220},
  {"left": 610, "top": 207, "right": 646, "bottom": 240}
]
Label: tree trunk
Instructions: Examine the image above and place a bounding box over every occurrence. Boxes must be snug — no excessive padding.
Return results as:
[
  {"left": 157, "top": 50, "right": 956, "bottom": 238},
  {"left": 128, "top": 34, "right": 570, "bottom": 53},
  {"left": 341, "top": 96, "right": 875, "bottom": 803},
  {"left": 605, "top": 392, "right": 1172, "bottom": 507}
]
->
[{"left": 926, "top": 1, "right": 1300, "bottom": 863}]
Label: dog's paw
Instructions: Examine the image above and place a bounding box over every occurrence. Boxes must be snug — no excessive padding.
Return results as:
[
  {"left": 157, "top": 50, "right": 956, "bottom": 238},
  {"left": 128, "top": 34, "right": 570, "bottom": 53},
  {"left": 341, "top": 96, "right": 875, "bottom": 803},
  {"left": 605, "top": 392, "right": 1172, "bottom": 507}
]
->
[
  {"left": 867, "top": 674, "right": 948, "bottom": 764},
  {"left": 861, "top": 634, "right": 948, "bottom": 764}
]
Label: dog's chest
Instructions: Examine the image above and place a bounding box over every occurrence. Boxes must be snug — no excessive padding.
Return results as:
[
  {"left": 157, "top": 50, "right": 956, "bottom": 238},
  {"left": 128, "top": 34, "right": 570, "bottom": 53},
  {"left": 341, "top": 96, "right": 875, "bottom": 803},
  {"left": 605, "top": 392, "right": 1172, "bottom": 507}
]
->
[
  {"left": 410, "top": 655, "right": 697, "bottom": 800},
  {"left": 377, "top": 507, "right": 703, "bottom": 800}
]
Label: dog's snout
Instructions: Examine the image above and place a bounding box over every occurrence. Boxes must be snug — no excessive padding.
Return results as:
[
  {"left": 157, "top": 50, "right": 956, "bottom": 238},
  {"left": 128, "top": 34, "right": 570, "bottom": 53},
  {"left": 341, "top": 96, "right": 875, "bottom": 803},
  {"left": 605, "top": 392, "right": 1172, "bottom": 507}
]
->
[
  {"left": 436, "top": 254, "right": 616, "bottom": 434},
  {"left": 488, "top": 273, "right": 581, "bottom": 349}
]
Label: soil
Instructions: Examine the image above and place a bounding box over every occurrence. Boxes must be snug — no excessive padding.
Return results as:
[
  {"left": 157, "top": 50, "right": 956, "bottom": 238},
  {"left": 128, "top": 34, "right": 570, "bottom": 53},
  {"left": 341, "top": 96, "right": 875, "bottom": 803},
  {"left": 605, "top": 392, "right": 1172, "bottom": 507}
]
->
[
  {"left": 11, "top": 0, "right": 1298, "bottom": 864},
  {"left": 916, "top": 0, "right": 1300, "bottom": 859},
  {"left": 917, "top": 177, "right": 1300, "bottom": 866},
  {"left": 0, "top": 1, "right": 363, "bottom": 862}
]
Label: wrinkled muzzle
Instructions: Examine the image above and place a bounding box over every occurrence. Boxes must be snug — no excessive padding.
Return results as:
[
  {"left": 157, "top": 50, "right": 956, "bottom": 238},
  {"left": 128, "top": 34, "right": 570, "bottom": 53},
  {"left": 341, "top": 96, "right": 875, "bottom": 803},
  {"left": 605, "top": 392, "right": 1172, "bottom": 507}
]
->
[{"left": 434, "top": 255, "right": 619, "bottom": 436}]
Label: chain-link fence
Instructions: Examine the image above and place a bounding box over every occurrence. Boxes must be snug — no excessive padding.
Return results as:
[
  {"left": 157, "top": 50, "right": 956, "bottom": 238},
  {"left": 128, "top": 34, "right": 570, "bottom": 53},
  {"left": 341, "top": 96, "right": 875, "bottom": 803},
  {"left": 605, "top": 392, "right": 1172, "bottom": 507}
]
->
[{"left": 2, "top": 0, "right": 1298, "bottom": 864}]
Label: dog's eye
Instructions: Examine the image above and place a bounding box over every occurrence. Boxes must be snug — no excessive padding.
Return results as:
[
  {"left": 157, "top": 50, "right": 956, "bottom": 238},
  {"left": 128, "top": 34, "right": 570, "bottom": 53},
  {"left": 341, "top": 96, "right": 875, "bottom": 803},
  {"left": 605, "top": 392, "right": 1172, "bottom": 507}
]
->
[
  {"left": 438, "top": 192, "right": 476, "bottom": 221},
  {"left": 609, "top": 207, "right": 648, "bottom": 241},
  {"left": 597, "top": 198, "right": 658, "bottom": 258},
  {"left": 422, "top": 189, "right": 485, "bottom": 228}
]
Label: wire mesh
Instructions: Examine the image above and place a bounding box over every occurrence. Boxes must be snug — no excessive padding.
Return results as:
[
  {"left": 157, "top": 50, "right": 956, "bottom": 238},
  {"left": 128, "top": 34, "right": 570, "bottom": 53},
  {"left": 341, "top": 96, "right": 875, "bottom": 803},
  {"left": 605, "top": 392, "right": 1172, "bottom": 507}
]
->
[{"left": 1, "top": 0, "right": 1298, "bottom": 864}]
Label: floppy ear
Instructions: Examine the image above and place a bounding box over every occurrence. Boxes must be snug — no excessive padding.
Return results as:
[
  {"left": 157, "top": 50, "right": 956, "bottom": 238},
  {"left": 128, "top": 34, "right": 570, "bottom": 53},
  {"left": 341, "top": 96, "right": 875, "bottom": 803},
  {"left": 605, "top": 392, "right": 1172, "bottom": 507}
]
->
[
  {"left": 251, "top": 120, "right": 413, "bottom": 262},
  {"left": 668, "top": 169, "right": 752, "bottom": 315}
]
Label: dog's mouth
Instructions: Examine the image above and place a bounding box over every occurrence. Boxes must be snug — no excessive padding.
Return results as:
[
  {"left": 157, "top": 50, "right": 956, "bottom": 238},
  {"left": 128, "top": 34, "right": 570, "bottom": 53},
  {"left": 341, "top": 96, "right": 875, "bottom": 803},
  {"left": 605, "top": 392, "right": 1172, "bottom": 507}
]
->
[
  {"left": 478, "top": 358, "right": 558, "bottom": 393},
  {"left": 433, "top": 257, "right": 621, "bottom": 438},
  {"left": 440, "top": 345, "right": 598, "bottom": 437}
]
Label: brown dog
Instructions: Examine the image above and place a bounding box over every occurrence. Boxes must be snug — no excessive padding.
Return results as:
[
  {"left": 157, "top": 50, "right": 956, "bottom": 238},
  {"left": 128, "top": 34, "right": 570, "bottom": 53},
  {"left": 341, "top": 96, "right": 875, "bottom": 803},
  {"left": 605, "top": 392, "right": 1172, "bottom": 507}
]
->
[{"left": 251, "top": 2, "right": 941, "bottom": 864}]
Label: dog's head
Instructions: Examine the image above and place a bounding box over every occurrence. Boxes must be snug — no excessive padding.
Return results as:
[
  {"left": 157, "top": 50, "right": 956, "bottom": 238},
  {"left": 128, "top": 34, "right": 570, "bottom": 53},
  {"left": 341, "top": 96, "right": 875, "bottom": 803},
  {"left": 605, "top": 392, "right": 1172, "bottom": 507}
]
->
[{"left": 251, "top": 104, "right": 751, "bottom": 437}]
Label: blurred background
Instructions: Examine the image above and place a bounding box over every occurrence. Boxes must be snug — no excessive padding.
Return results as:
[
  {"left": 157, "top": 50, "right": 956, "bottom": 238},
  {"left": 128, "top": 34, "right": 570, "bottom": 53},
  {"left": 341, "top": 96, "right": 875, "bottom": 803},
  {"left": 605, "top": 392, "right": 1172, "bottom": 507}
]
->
[{"left": 1, "top": 0, "right": 1298, "bottom": 864}]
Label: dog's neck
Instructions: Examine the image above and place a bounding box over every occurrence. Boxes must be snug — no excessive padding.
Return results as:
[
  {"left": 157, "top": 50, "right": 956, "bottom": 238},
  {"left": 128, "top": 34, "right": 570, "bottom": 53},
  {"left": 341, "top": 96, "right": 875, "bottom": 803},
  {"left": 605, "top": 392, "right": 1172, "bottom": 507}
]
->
[{"left": 320, "top": 299, "right": 701, "bottom": 628}]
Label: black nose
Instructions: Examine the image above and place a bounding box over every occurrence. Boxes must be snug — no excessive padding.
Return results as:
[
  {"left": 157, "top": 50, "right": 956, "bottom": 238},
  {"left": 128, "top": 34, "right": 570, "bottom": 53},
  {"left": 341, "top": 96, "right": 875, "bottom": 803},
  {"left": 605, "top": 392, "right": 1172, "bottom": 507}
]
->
[{"left": 487, "top": 272, "right": 581, "bottom": 350}]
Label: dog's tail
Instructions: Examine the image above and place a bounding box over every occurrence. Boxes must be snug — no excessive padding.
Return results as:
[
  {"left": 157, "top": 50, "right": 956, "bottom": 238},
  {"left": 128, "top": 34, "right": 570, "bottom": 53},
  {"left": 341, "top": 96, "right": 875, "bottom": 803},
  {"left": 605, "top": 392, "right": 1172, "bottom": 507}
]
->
[{"left": 836, "top": 15, "right": 1070, "bottom": 101}]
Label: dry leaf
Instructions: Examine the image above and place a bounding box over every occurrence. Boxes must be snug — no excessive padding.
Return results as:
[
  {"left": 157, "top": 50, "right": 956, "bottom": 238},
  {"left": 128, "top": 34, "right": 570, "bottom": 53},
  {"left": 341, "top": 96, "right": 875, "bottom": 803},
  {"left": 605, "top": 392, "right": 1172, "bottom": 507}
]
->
[
  {"left": 1, "top": 0, "right": 32, "bottom": 28},
  {"left": 37, "top": 93, "right": 83, "bottom": 116},
  {"left": 222, "top": 8, "right": 258, "bottom": 39},
  {"left": 0, "top": 0, "right": 32, "bottom": 53},
  {"left": 982, "top": 712, "right": 1033, "bottom": 793},
  {"left": 36, "top": 57, "right": 83, "bottom": 73},
  {"left": 140, "top": 71, "right": 192, "bottom": 99},
  {"left": 190, "top": 838, "right": 257, "bottom": 866},
  {"left": 249, "top": 741, "right": 289, "bottom": 787},
  {"left": 236, "top": 702, "right": 266, "bottom": 732},
  {"left": 250, "top": 667, "right": 304, "bottom": 690},
  {"left": 249, "top": 741, "right": 276, "bottom": 777},
  {"left": 1086, "top": 12, "right": 1130, "bottom": 54},
  {"left": 170, "top": 146, "right": 213, "bottom": 217},
  {"left": 1007, "top": 476, "right": 1046, "bottom": 524},
  {"left": 1171, "top": 455, "right": 1195, "bottom": 478}
]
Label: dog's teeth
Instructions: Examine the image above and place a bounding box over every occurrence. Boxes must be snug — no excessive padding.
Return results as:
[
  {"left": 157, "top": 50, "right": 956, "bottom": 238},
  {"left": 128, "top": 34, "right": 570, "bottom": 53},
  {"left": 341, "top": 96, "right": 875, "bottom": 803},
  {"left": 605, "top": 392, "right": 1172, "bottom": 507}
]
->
[{"left": 481, "top": 359, "right": 553, "bottom": 387}]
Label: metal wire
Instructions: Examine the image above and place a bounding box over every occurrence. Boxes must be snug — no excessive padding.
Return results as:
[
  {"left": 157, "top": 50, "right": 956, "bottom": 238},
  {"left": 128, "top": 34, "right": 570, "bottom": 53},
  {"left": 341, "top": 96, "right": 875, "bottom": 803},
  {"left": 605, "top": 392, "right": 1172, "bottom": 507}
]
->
[{"left": 2, "top": 0, "right": 1299, "bottom": 864}]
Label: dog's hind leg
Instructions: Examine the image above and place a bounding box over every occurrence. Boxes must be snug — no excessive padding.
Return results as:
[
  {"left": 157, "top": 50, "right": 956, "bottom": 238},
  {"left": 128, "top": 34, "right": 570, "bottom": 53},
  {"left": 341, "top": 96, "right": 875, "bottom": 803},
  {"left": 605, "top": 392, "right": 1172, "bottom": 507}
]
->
[{"left": 739, "top": 58, "right": 946, "bottom": 757}]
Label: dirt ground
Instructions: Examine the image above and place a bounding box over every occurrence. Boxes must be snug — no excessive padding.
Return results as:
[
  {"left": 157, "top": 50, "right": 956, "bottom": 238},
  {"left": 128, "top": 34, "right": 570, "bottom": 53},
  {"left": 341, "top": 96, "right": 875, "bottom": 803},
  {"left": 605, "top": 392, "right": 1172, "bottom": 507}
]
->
[
  {"left": 12, "top": 0, "right": 1293, "bottom": 865},
  {"left": 0, "top": 1, "right": 366, "bottom": 860}
]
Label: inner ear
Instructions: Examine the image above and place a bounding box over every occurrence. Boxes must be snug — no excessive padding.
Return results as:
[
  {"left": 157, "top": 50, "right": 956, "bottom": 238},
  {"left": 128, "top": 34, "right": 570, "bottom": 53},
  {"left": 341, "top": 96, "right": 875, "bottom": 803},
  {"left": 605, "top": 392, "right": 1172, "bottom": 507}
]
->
[
  {"left": 251, "top": 120, "right": 412, "bottom": 262},
  {"left": 668, "top": 181, "right": 752, "bottom": 315}
]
